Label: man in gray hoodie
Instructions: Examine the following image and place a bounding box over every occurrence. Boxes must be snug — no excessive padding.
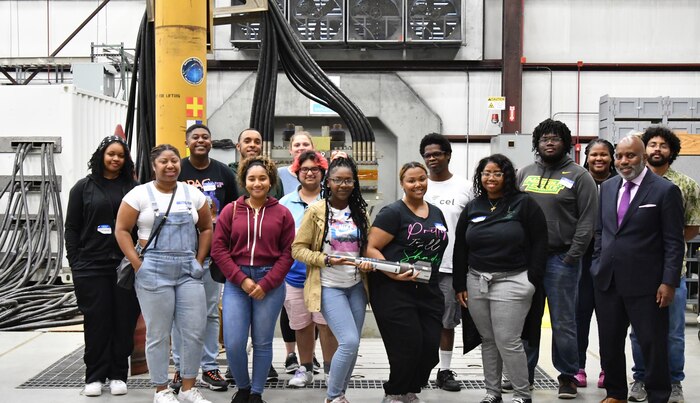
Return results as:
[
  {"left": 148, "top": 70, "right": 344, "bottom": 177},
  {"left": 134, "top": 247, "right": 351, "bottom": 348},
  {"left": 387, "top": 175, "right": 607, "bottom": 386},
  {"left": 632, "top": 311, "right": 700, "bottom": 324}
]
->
[{"left": 516, "top": 119, "right": 598, "bottom": 400}]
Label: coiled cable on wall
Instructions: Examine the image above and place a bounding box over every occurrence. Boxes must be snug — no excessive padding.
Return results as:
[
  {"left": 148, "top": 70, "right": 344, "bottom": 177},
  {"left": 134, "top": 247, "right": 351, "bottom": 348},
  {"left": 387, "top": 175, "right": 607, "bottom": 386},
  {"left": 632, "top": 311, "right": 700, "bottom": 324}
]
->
[{"left": 0, "top": 143, "right": 80, "bottom": 330}]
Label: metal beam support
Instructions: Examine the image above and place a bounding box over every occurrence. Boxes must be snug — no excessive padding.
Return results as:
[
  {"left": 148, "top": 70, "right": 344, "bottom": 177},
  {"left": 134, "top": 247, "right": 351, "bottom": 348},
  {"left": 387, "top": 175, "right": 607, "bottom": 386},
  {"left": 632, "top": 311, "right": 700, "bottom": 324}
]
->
[
  {"left": 501, "top": 0, "right": 523, "bottom": 133},
  {"left": 0, "top": 66, "right": 18, "bottom": 85}
]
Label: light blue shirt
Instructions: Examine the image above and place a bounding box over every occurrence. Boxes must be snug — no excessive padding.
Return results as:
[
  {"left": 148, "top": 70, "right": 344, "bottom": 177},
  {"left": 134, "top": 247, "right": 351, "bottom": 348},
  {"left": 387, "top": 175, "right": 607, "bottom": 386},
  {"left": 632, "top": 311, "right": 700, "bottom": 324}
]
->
[{"left": 279, "top": 189, "right": 321, "bottom": 287}]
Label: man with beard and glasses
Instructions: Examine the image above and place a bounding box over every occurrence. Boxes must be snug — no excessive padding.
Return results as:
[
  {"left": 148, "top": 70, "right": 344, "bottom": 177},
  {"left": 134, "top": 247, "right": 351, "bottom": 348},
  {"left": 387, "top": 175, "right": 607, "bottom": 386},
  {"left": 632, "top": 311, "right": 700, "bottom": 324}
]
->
[
  {"left": 591, "top": 135, "right": 684, "bottom": 403},
  {"left": 624, "top": 127, "right": 700, "bottom": 403},
  {"left": 516, "top": 119, "right": 598, "bottom": 400}
]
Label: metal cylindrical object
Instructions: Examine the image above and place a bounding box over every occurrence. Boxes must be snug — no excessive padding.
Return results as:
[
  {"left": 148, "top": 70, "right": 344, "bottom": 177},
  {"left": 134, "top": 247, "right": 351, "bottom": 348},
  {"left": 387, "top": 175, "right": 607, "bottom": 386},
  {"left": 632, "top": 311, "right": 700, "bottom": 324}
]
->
[{"left": 330, "top": 255, "right": 432, "bottom": 283}]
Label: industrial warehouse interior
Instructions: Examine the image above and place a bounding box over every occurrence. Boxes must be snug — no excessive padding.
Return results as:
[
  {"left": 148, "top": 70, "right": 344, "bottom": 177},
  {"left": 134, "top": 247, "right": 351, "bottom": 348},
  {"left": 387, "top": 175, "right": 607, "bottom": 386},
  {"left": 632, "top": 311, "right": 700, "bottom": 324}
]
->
[{"left": 1, "top": 1, "right": 700, "bottom": 402}]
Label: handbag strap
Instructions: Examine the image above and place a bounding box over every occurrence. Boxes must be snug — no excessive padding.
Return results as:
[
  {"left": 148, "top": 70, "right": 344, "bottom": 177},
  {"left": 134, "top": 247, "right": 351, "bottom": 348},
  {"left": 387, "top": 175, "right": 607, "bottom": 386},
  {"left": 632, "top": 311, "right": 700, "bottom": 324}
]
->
[
  {"left": 228, "top": 201, "right": 237, "bottom": 250},
  {"left": 141, "top": 184, "right": 177, "bottom": 256}
]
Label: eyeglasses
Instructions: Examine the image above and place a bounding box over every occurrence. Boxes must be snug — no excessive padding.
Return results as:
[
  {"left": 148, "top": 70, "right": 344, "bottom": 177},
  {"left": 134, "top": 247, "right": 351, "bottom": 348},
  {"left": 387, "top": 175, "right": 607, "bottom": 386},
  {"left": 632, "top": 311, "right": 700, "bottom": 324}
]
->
[
  {"left": 481, "top": 171, "right": 504, "bottom": 178},
  {"left": 539, "top": 135, "right": 563, "bottom": 144},
  {"left": 422, "top": 151, "right": 446, "bottom": 160},
  {"left": 299, "top": 167, "right": 321, "bottom": 174},
  {"left": 328, "top": 177, "right": 354, "bottom": 186}
]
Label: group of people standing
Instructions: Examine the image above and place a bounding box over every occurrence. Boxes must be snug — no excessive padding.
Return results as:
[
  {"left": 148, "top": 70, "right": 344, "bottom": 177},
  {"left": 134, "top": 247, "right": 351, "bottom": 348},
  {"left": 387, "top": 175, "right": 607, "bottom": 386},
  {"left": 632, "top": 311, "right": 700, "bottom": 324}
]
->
[{"left": 65, "top": 119, "right": 698, "bottom": 403}]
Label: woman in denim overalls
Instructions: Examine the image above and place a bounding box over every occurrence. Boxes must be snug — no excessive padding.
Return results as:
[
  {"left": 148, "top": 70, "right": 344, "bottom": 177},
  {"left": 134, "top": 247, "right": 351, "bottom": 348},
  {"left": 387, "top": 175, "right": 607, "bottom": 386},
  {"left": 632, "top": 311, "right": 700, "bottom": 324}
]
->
[
  {"left": 116, "top": 144, "right": 213, "bottom": 403},
  {"left": 211, "top": 156, "right": 295, "bottom": 403}
]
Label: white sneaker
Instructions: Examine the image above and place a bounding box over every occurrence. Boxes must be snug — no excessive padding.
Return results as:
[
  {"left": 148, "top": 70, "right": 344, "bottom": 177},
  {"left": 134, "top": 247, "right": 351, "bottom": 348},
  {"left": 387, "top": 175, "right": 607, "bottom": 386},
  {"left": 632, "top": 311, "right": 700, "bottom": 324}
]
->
[
  {"left": 177, "top": 387, "right": 212, "bottom": 403},
  {"left": 288, "top": 367, "right": 314, "bottom": 388},
  {"left": 83, "top": 381, "right": 102, "bottom": 396},
  {"left": 153, "top": 388, "right": 179, "bottom": 403},
  {"left": 405, "top": 392, "right": 426, "bottom": 403},
  {"left": 381, "top": 395, "right": 404, "bottom": 403},
  {"left": 109, "top": 379, "right": 128, "bottom": 395}
]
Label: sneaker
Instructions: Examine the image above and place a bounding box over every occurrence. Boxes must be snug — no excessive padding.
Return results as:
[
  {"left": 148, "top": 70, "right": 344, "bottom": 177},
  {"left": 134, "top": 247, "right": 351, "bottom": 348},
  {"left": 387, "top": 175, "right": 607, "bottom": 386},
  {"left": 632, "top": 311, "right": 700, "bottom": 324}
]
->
[
  {"left": 248, "top": 393, "right": 265, "bottom": 403},
  {"left": 597, "top": 371, "right": 605, "bottom": 388},
  {"left": 574, "top": 369, "right": 587, "bottom": 387},
  {"left": 405, "top": 392, "right": 426, "bottom": 403},
  {"left": 83, "top": 381, "right": 103, "bottom": 396},
  {"left": 230, "top": 387, "right": 250, "bottom": 403},
  {"left": 267, "top": 366, "right": 279, "bottom": 382},
  {"left": 285, "top": 352, "right": 300, "bottom": 374},
  {"left": 171, "top": 371, "right": 183, "bottom": 394},
  {"left": 435, "top": 369, "right": 461, "bottom": 391},
  {"left": 557, "top": 375, "right": 577, "bottom": 399},
  {"left": 201, "top": 369, "right": 228, "bottom": 391},
  {"left": 381, "top": 395, "right": 404, "bottom": 403},
  {"left": 312, "top": 355, "right": 321, "bottom": 374},
  {"left": 154, "top": 388, "right": 179, "bottom": 403},
  {"left": 512, "top": 398, "right": 532, "bottom": 403},
  {"left": 177, "top": 387, "right": 212, "bottom": 403},
  {"left": 288, "top": 367, "right": 314, "bottom": 388},
  {"left": 628, "top": 380, "right": 647, "bottom": 402},
  {"left": 479, "top": 394, "right": 503, "bottom": 403},
  {"left": 325, "top": 396, "right": 350, "bottom": 403},
  {"left": 669, "top": 383, "right": 684, "bottom": 403},
  {"left": 109, "top": 379, "right": 128, "bottom": 395},
  {"left": 224, "top": 368, "right": 234, "bottom": 384}
]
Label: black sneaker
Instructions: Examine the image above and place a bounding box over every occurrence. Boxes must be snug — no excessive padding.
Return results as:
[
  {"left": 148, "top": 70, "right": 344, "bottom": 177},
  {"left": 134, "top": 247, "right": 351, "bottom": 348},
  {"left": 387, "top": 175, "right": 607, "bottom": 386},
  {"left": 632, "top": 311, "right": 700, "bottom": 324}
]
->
[
  {"left": 479, "top": 394, "right": 503, "bottom": 403},
  {"left": 312, "top": 355, "right": 321, "bottom": 374},
  {"left": 557, "top": 375, "right": 578, "bottom": 399},
  {"left": 224, "top": 368, "right": 234, "bottom": 384},
  {"left": 248, "top": 392, "right": 266, "bottom": 403},
  {"left": 230, "top": 387, "right": 250, "bottom": 403},
  {"left": 170, "top": 371, "right": 182, "bottom": 394},
  {"left": 435, "top": 369, "right": 461, "bottom": 392},
  {"left": 267, "top": 366, "right": 279, "bottom": 382},
  {"left": 284, "top": 352, "right": 300, "bottom": 374},
  {"left": 502, "top": 380, "right": 534, "bottom": 393},
  {"left": 201, "top": 369, "right": 228, "bottom": 391}
]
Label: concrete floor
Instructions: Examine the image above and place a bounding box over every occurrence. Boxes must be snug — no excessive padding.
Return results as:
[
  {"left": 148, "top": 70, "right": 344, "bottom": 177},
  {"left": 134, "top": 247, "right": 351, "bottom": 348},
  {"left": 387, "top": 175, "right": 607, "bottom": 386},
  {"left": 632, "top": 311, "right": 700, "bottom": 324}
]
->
[{"left": 1, "top": 314, "right": 699, "bottom": 403}]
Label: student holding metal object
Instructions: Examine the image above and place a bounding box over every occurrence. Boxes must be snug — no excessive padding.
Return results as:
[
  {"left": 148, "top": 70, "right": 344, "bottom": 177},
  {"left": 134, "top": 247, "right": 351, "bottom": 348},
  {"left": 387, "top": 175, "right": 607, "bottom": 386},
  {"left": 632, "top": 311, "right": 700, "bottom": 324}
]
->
[
  {"left": 365, "top": 161, "right": 449, "bottom": 403},
  {"left": 453, "top": 154, "right": 548, "bottom": 403},
  {"left": 291, "top": 155, "right": 372, "bottom": 403}
]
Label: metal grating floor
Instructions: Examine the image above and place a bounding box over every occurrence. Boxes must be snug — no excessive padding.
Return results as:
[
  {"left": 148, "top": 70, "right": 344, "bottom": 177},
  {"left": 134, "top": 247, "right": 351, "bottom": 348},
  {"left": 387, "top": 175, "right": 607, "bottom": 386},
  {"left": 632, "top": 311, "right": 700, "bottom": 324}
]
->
[{"left": 18, "top": 346, "right": 557, "bottom": 390}]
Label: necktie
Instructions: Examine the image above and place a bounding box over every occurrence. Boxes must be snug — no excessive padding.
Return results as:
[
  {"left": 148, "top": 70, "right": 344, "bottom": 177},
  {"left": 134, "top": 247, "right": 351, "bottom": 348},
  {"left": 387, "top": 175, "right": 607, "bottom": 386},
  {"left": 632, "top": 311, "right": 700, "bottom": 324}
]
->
[{"left": 617, "top": 181, "right": 635, "bottom": 227}]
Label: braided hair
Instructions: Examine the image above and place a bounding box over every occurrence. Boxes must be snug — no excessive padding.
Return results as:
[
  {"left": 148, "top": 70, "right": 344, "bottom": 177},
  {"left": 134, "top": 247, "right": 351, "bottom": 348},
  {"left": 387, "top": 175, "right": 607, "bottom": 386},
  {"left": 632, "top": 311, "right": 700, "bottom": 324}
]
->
[{"left": 321, "top": 156, "right": 369, "bottom": 254}]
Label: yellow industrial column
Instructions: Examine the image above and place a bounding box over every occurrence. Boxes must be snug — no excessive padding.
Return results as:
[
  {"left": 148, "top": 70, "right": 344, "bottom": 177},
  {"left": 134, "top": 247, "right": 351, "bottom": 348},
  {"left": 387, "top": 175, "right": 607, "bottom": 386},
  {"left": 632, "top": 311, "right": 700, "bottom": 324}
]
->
[{"left": 155, "top": 0, "right": 207, "bottom": 156}]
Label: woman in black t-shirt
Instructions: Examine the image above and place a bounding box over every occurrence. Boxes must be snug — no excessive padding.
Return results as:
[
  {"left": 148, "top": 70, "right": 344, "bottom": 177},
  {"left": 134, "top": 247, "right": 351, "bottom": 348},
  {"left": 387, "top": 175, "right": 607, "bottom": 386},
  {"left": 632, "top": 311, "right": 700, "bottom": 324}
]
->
[{"left": 365, "top": 161, "right": 448, "bottom": 403}]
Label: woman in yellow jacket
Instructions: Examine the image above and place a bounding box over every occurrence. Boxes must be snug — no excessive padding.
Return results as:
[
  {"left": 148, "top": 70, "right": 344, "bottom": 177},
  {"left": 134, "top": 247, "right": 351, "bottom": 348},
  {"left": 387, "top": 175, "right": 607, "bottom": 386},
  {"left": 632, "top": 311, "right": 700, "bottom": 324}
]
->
[{"left": 292, "top": 155, "right": 372, "bottom": 403}]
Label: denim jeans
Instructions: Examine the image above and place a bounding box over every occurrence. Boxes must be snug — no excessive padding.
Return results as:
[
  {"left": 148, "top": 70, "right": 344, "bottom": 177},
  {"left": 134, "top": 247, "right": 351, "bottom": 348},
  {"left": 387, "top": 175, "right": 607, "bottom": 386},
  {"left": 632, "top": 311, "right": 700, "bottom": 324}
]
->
[
  {"left": 631, "top": 277, "right": 686, "bottom": 383},
  {"left": 135, "top": 252, "right": 206, "bottom": 385},
  {"left": 525, "top": 253, "right": 580, "bottom": 379},
  {"left": 222, "top": 266, "right": 285, "bottom": 395},
  {"left": 172, "top": 258, "right": 222, "bottom": 372},
  {"left": 320, "top": 282, "right": 367, "bottom": 400}
]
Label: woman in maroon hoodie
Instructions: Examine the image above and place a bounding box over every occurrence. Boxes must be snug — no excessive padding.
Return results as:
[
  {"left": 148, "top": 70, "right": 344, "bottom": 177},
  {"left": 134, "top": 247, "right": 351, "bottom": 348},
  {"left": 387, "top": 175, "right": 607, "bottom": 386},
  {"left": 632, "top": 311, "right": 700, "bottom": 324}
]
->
[{"left": 211, "top": 156, "right": 295, "bottom": 403}]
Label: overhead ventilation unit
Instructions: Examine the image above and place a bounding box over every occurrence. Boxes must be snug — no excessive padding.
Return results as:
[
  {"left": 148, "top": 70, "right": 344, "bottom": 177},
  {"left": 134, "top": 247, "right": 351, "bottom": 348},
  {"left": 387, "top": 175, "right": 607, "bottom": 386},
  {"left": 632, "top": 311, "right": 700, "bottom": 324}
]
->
[
  {"left": 347, "top": 0, "right": 404, "bottom": 43},
  {"left": 406, "top": 0, "right": 461, "bottom": 43},
  {"left": 230, "top": 0, "right": 286, "bottom": 45},
  {"left": 289, "top": 0, "right": 344, "bottom": 43}
]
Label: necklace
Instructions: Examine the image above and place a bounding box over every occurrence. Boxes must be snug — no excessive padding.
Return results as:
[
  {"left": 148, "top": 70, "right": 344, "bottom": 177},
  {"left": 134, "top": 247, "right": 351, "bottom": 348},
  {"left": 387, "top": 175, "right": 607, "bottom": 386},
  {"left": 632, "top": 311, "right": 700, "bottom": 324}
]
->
[{"left": 488, "top": 199, "right": 499, "bottom": 212}]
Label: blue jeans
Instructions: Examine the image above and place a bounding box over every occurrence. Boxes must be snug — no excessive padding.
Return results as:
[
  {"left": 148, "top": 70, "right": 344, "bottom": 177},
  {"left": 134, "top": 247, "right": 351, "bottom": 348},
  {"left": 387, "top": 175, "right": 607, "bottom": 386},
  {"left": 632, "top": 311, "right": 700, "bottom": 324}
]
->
[
  {"left": 135, "top": 252, "right": 206, "bottom": 385},
  {"left": 172, "top": 258, "right": 222, "bottom": 372},
  {"left": 222, "top": 266, "right": 285, "bottom": 395},
  {"left": 320, "top": 282, "right": 367, "bottom": 400},
  {"left": 525, "top": 253, "right": 580, "bottom": 379},
  {"left": 631, "top": 277, "right": 686, "bottom": 383}
]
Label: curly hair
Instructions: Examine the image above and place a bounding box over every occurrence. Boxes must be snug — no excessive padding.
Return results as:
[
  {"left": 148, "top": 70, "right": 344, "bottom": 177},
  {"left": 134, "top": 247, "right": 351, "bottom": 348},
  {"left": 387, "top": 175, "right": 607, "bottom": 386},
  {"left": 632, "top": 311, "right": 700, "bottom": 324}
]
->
[
  {"left": 88, "top": 136, "right": 135, "bottom": 180},
  {"left": 291, "top": 150, "right": 328, "bottom": 177},
  {"left": 419, "top": 132, "right": 452, "bottom": 156},
  {"left": 583, "top": 138, "right": 617, "bottom": 175},
  {"left": 237, "top": 155, "right": 278, "bottom": 191},
  {"left": 532, "top": 118, "right": 573, "bottom": 153},
  {"left": 321, "top": 156, "right": 369, "bottom": 254},
  {"left": 472, "top": 154, "right": 520, "bottom": 199},
  {"left": 641, "top": 125, "right": 682, "bottom": 164}
]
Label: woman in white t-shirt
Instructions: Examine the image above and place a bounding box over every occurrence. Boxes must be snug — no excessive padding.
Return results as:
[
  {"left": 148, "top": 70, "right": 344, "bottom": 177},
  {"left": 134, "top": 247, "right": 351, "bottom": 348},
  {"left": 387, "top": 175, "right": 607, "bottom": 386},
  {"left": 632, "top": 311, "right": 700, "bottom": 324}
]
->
[{"left": 115, "top": 144, "right": 213, "bottom": 403}]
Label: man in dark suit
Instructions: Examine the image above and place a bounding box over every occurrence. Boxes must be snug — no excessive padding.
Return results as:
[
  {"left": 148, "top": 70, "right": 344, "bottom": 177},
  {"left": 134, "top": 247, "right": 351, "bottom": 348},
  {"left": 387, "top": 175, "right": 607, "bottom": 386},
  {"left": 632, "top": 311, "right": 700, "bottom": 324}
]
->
[{"left": 591, "top": 135, "right": 684, "bottom": 403}]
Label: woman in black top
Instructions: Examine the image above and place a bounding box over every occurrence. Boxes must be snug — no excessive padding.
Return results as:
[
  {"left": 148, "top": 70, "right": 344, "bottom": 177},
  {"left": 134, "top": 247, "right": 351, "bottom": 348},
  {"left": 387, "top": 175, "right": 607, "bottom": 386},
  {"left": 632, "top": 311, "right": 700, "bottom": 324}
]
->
[
  {"left": 64, "top": 136, "right": 140, "bottom": 397},
  {"left": 366, "top": 162, "right": 448, "bottom": 403},
  {"left": 453, "top": 154, "right": 547, "bottom": 403}
]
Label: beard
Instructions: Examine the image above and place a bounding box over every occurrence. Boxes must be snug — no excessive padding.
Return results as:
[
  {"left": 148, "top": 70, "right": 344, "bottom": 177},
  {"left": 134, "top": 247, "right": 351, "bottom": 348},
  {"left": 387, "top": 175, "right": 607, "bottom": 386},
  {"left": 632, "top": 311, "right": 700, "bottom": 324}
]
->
[
  {"left": 647, "top": 153, "right": 670, "bottom": 167},
  {"left": 618, "top": 160, "right": 646, "bottom": 180},
  {"left": 539, "top": 149, "right": 566, "bottom": 164}
]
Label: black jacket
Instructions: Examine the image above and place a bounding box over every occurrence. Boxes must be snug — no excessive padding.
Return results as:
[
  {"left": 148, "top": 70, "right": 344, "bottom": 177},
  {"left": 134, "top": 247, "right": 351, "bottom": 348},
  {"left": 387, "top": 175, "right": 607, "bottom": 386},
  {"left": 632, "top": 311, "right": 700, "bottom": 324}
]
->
[{"left": 65, "top": 174, "right": 138, "bottom": 276}]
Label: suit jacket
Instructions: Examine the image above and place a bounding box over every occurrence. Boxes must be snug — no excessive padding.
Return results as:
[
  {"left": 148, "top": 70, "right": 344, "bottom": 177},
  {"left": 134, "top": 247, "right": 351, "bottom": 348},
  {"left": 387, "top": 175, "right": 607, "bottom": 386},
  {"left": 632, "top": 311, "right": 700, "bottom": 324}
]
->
[{"left": 591, "top": 170, "right": 684, "bottom": 296}]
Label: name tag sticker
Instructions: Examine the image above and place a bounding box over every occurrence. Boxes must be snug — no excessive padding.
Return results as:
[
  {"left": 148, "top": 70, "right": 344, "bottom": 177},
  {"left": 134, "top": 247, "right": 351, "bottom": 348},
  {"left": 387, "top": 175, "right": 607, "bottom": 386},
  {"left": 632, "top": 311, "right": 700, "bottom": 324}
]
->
[
  {"left": 471, "top": 216, "right": 486, "bottom": 223},
  {"left": 560, "top": 177, "right": 574, "bottom": 189},
  {"left": 97, "top": 224, "right": 112, "bottom": 235},
  {"left": 203, "top": 183, "right": 216, "bottom": 192},
  {"left": 435, "top": 223, "right": 447, "bottom": 232}
]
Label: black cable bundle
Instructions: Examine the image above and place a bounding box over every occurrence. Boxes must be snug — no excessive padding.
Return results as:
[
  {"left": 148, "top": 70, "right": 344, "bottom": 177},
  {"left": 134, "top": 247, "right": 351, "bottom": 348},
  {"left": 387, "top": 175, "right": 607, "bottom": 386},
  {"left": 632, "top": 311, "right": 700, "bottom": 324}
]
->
[
  {"left": 249, "top": 0, "right": 376, "bottom": 161},
  {"left": 0, "top": 143, "right": 81, "bottom": 331},
  {"left": 125, "top": 11, "right": 156, "bottom": 183}
]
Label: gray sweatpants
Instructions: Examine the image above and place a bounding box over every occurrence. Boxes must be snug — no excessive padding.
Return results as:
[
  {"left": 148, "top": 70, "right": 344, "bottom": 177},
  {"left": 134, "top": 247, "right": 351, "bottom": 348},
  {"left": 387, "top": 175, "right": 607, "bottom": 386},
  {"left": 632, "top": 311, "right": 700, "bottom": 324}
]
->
[{"left": 467, "top": 268, "right": 534, "bottom": 399}]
